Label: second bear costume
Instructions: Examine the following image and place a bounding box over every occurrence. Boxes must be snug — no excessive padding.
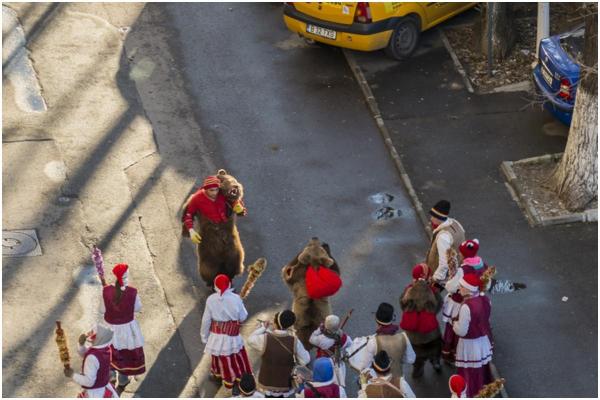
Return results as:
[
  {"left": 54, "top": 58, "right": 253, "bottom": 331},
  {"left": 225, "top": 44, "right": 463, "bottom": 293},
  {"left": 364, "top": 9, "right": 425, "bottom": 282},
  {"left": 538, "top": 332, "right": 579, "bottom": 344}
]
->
[{"left": 281, "top": 237, "right": 342, "bottom": 350}]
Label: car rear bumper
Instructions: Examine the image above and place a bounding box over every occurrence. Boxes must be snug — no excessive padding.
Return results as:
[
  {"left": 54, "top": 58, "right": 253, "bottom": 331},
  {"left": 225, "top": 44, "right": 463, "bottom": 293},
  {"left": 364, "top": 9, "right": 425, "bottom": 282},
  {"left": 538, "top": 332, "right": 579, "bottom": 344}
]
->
[
  {"left": 284, "top": 4, "right": 399, "bottom": 34},
  {"left": 532, "top": 65, "right": 574, "bottom": 112},
  {"left": 532, "top": 65, "right": 573, "bottom": 125},
  {"left": 283, "top": 5, "right": 394, "bottom": 51}
]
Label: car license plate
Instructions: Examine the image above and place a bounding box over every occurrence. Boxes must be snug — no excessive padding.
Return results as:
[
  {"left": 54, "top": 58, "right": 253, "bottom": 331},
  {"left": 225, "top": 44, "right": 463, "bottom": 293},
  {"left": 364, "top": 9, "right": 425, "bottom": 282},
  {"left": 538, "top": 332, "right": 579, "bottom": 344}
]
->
[
  {"left": 541, "top": 65, "right": 553, "bottom": 86},
  {"left": 306, "top": 24, "right": 336, "bottom": 40}
]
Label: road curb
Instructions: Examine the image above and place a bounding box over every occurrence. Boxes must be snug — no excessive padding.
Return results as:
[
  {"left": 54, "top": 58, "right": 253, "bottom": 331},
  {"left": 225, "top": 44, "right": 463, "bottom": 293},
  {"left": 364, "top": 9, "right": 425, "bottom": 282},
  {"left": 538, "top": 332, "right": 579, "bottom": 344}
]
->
[
  {"left": 343, "top": 48, "right": 508, "bottom": 397},
  {"left": 439, "top": 27, "right": 533, "bottom": 95},
  {"left": 438, "top": 28, "right": 475, "bottom": 94},
  {"left": 500, "top": 154, "right": 597, "bottom": 227},
  {"left": 343, "top": 49, "right": 432, "bottom": 239}
]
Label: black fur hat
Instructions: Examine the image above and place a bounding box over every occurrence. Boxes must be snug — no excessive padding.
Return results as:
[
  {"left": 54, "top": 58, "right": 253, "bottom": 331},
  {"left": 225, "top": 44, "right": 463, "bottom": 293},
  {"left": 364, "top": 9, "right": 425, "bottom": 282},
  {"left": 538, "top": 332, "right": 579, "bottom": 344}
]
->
[
  {"left": 375, "top": 302, "right": 394, "bottom": 325},
  {"left": 238, "top": 373, "right": 256, "bottom": 396},
  {"left": 430, "top": 200, "right": 451, "bottom": 221},
  {"left": 373, "top": 350, "right": 391, "bottom": 373},
  {"left": 275, "top": 310, "right": 296, "bottom": 330}
]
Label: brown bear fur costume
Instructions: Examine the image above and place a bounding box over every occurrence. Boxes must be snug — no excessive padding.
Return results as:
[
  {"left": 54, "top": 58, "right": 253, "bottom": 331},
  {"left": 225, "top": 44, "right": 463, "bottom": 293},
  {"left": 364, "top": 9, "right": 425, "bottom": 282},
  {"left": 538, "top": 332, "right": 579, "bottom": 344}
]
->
[
  {"left": 281, "top": 237, "right": 341, "bottom": 350},
  {"left": 181, "top": 169, "right": 246, "bottom": 287},
  {"left": 400, "top": 280, "right": 442, "bottom": 354}
]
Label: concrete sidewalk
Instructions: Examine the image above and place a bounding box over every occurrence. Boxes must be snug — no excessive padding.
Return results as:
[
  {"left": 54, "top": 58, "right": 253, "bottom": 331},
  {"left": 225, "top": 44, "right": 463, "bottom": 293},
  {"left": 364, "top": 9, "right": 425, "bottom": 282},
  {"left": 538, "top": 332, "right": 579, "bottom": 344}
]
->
[
  {"left": 348, "top": 30, "right": 597, "bottom": 397},
  {"left": 2, "top": 3, "right": 198, "bottom": 397}
]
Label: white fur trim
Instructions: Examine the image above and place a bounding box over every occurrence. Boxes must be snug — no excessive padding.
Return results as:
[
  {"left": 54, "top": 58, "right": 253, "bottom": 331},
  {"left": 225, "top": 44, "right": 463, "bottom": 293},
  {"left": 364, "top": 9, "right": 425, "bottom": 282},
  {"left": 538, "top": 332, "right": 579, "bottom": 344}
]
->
[{"left": 459, "top": 277, "right": 479, "bottom": 292}]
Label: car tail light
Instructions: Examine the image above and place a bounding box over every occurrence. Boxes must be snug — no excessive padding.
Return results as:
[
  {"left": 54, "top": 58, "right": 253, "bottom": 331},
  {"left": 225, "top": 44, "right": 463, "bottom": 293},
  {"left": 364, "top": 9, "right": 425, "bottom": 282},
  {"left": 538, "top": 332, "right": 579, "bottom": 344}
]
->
[
  {"left": 559, "top": 78, "right": 572, "bottom": 101},
  {"left": 354, "top": 2, "right": 372, "bottom": 23}
]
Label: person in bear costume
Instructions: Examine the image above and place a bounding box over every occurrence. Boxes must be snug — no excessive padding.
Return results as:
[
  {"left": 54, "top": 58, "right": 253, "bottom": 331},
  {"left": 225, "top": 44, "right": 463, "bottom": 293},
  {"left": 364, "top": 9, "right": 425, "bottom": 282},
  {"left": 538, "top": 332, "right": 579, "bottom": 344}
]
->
[
  {"left": 181, "top": 170, "right": 248, "bottom": 287},
  {"left": 281, "top": 237, "right": 342, "bottom": 350}
]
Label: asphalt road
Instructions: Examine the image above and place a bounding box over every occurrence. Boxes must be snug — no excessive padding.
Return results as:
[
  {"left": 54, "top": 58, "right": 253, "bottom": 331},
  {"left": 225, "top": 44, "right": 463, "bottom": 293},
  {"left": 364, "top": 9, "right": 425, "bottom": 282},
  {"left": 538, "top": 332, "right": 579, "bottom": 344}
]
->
[{"left": 163, "top": 2, "right": 453, "bottom": 397}]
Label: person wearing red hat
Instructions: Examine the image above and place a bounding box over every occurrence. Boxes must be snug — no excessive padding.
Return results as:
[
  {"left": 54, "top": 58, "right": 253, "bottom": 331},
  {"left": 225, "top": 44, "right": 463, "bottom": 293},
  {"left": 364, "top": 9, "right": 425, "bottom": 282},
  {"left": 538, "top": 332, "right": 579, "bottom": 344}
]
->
[
  {"left": 449, "top": 374, "right": 467, "bottom": 398},
  {"left": 182, "top": 174, "right": 248, "bottom": 286},
  {"left": 183, "top": 175, "right": 230, "bottom": 244},
  {"left": 399, "top": 263, "right": 443, "bottom": 378},
  {"left": 452, "top": 273, "right": 493, "bottom": 397},
  {"left": 201, "top": 274, "right": 252, "bottom": 391},
  {"left": 101, "top": 263, "right": 145, "bottom": 395},
  {"left": 425, "top": 200, "right": 466, "bottom": 287},
  {"left": 441, "top": 239, "right": 490, "bottom": 363}
]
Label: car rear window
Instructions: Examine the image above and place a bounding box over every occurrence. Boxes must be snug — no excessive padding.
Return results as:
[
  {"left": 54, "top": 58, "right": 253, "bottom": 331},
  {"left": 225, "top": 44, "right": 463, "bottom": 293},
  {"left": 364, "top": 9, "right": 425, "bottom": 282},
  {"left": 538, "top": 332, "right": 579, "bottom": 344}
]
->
[{"left": 560, "top": 28, "right": 585, "bottom": 63}]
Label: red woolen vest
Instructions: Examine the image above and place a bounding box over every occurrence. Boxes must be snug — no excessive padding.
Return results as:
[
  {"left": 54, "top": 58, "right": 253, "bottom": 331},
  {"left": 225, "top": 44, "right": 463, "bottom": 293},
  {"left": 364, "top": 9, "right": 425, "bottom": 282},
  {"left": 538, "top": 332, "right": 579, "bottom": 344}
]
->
[
  {"left": 464, "top": 295, "right": 492, "bottom": 339},
  {"left": 304, "top": 382, "right": 340, "bottom": 398},
  {"left": 81, "top": 347, "right": 111, "bottom": 389},
  {"left": 103, "top": 286, "right": 137, "bottom": 325}
]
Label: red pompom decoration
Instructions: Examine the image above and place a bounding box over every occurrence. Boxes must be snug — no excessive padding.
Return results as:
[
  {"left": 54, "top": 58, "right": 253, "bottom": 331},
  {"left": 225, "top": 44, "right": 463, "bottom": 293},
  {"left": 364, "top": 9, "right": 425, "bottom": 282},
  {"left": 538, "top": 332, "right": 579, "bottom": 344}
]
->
[{"left": 305, "top": 265, "right": 342, "bottom": 299}]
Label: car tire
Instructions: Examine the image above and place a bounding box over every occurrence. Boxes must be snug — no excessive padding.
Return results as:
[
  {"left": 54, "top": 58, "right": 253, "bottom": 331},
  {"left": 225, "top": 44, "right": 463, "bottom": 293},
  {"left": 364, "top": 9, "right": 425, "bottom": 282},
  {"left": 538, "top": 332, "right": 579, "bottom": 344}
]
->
[{"left": 385, "top": 17, "right": 420, "bottom": 60}]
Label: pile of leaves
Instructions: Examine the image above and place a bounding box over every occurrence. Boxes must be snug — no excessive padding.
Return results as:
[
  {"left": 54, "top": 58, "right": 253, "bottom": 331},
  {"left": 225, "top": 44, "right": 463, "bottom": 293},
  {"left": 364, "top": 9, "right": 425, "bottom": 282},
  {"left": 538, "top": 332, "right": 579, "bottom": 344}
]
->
[
  {"left": 444, "top": 3, "right": 585, "bottom": 92},
  {"left": 512, "top": 160, "right": 598, "bottom": 218}
]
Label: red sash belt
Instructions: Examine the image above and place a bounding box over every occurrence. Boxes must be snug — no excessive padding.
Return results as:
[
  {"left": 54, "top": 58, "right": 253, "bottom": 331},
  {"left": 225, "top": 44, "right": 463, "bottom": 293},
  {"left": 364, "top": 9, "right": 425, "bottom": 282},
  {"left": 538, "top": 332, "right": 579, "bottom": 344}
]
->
[
  {"left": 210, "top": 320, "right": 240, "bottom": 336},
  {"left": 316, "top": 348, "right": 330, "bottom": 358}
]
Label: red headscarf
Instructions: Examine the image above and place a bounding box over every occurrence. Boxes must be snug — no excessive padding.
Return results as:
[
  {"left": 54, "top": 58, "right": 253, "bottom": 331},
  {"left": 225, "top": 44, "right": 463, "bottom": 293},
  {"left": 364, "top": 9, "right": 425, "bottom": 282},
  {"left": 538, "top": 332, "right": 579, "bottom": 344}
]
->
[
  {"left": 112, "top": 263, "right": 128, "bottom": 290},
  {"left": 214, "top": 274, "right": 230, "bottom": 296}
]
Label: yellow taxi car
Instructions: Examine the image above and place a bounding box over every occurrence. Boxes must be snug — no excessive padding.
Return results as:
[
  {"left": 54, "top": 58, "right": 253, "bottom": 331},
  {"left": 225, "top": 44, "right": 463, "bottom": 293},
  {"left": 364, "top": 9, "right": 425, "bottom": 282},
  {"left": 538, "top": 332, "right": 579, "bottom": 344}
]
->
[{"left": 283, "top": 2, "right": 476, "bottom": 59}]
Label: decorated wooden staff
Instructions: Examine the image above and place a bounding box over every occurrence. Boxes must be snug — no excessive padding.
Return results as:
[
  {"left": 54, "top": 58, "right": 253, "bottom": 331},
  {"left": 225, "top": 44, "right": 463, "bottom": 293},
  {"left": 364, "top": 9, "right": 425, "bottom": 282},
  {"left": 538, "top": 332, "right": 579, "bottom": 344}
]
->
[
  {"left": 447, "top": 247, "right": 459, "bottom": 280},
  {"left": 91, "top": 245, "right": 107, "bottom": 286},
  {"left": 340, "top": 308, "right": 354, "bottom": 330},
  {"left": 240, "top": 257, "right": 267, "bottom": 299},
  {"left": 480, "top": 265, "right": 497, "bottom": 292},
  {"left": 475, "top": 378, "right": 505, "bottom": 398},
  {"left": 55, "top": 321, "right": 70, "bottom": 371}
]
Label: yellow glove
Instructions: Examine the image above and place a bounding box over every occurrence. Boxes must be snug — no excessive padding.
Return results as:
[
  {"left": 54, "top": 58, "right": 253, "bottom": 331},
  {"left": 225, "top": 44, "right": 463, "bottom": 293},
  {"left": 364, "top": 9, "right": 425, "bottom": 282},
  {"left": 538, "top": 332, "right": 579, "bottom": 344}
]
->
[
  {"left": 189, "top": 228, "right": 202, "bottom": 244},
  {"left": 232, "top": 202, "right": 244, "bottom": 215}
]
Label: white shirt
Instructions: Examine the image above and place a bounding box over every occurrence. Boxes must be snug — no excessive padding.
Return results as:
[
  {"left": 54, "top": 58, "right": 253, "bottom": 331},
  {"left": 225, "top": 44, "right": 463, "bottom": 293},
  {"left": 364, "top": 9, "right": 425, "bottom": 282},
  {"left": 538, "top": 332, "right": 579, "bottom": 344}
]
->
[
  {"left": 432, "top": 218, "right": 458, "bottom": 283},
  {"left": 348, "top": 332, "right": 416, "bottom": 373},
  {"left": 200, "top": 288, "right": 248, "bottom": 343},
  {"left": 72, "top": 344, "right": 113, "bottom": 391},
  {"left": 309, "top": 327, "right": 353, "bottom": 356}
]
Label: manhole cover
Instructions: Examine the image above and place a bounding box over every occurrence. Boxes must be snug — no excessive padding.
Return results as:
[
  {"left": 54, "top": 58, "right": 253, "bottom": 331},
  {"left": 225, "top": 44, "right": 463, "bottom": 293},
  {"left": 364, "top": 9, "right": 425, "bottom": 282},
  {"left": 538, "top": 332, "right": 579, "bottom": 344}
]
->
[{"left": 2, "top": 230, "right": 42, "bottom": 257}]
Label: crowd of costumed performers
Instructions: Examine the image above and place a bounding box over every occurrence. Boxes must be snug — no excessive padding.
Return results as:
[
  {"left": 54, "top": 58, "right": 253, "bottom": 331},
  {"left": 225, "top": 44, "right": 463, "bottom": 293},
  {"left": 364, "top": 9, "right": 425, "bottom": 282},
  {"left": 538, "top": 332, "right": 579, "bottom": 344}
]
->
[{"left": 55, "top": 171, "right": 509, "bottom": 398}]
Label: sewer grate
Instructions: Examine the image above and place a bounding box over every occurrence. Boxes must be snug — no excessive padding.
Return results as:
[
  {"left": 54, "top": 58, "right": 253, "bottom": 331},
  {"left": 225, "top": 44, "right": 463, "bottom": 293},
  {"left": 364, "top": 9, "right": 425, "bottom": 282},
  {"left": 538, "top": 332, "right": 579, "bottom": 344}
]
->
[{"left": 2, "top": 230, "right": 42, "bottom": 257}]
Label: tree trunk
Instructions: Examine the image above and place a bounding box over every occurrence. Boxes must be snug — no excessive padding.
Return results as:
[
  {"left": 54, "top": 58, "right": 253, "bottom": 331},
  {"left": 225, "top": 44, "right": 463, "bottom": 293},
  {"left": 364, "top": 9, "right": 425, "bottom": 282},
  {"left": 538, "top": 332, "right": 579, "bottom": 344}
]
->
[
  {"left": 552, "top": 4, "right": 598, "bottom": 211},
  {"left": 475, "top": 3, "right": 516, "bottom": 61}
]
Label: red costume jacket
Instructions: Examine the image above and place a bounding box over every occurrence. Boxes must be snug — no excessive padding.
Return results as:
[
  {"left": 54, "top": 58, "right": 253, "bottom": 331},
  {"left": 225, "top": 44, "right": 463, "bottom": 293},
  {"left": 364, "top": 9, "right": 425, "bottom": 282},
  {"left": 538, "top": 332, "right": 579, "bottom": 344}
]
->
[{"left": 183, "top": 189, "right": 229, "bottom": 229}]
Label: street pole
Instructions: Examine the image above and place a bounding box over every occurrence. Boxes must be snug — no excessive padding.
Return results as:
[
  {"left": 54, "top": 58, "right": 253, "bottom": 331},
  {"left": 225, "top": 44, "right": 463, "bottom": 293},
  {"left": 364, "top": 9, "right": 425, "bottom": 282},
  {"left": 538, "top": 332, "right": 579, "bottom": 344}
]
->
[
  {"left": 536, "top": 2, "right": 550, "bottom": 59},
  {"left": 487, "top": 2, "right": 493, "bottom": 77}
]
